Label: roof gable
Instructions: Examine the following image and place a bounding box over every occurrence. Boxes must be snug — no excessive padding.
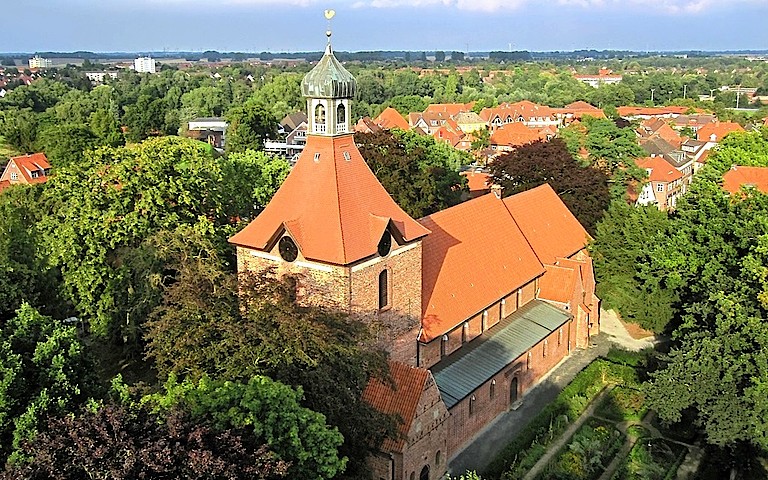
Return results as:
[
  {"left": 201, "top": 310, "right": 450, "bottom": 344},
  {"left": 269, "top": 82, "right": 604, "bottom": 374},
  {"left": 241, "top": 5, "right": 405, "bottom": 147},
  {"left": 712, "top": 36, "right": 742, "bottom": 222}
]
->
[
  {"left": 229, "top": 135, "right": 430, "bottom": 265},
  {"left": 723, "top": 165, "right": 768, "bottom": 194},
  {"left": 362, "top": 362, "right": 431, "bottom": 452},
  {"left": 375, "top": 107, "right": 410, "bottom": 131},
  {"left": 502, "top": 184, "right": 591, "bottom": 264}
]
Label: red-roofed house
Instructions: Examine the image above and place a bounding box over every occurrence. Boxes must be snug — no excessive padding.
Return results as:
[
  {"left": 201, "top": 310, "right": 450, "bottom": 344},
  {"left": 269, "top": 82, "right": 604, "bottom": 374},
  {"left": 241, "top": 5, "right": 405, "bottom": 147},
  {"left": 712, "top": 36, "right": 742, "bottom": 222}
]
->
[
  {"left": 460, "top": 170, "right": 492, "bottom": 198},
  {"left": 696, "top": 121, "right": 745, "bottom": 143},
  {"left": 375, "top": 107, "right": 410, "bottom": 131},
  {"left": 490, "top": 122, "right": 549, "bottom": 152},
  {"left": 0, "top": 153, "right": 51, "bottom": 188},
  {"left": 553, "top": 101, "right": 606, "bottom": 125},
  {"left": 635, "top": 157, "right": 684, "bottom": 210},
  {"left": 232, "top": 39, "right": 600, "bottom": 479},
  {"left": 722, "top": 165, "right": 768, "bottom": 194},
  {"left": 480, "top": 101, "right": 560, "bottom": 130}
]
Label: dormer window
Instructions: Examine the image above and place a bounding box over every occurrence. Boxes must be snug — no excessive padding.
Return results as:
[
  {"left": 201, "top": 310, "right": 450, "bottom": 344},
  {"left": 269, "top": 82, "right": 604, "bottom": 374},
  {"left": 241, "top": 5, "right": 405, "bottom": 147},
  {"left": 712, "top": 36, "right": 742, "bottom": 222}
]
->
[
  {"left": 377, "top": 231, "right": 392, "bottom": 257},
  {"left": 278, "top": 236, "right": 298, "bottom": 262}
]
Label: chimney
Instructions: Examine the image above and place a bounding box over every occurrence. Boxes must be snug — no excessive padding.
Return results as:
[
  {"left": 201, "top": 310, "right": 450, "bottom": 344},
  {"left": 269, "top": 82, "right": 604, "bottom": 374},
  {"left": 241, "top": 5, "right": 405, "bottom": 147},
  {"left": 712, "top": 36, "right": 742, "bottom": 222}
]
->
[{"left": 491, "top": 183, "right": 503, "bottom": 199}]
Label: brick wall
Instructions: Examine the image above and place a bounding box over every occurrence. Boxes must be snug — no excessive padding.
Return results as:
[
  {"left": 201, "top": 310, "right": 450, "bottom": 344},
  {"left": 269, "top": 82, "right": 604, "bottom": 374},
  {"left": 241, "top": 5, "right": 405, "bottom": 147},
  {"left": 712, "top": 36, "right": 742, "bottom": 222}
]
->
[
  {"left": 402, "top": 374, "right": 449, "bottom": 480},
  {"left": 446, "top": 324, "right": 570, "bottom": 456},
  {"left": 350, "top": 241, "right": 423, "bottom": 365},
  {"left": 236, "top": 245, "right": 351, "bottom": 310}
]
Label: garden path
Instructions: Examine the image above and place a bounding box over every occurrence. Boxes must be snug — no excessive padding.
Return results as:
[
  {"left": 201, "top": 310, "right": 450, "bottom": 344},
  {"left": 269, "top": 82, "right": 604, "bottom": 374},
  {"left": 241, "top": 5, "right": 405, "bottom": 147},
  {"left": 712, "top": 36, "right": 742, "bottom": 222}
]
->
[{"left": 521, "top": 385, "right": 615, "bottom": 480}]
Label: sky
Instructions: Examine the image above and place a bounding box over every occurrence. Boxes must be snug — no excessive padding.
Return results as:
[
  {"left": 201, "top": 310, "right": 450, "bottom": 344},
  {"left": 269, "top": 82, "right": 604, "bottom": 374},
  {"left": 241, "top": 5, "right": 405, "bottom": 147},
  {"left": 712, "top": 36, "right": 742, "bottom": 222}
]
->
[{"left": 4, "top": 0, "right": 768, "bottom": 53}]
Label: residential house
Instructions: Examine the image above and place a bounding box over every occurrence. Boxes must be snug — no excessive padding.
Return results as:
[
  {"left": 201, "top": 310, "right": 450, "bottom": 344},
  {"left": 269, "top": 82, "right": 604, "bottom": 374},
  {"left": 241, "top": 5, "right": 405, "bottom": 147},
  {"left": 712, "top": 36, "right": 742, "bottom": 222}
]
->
[
  {"left": 480, "top": 101, "right": 560, "bottom": 130},
  {"left": 639, "top": 136, "right": 695, "bottom": 187},
  {"left": 229, "top": 39, "right": 600, "bottom": 480},
  {"left": 186, "top": 117, "right": 228, "bottom": 150},
  {"left": 453, "top": 111, "right": 487, "bottom": 134},
  {"left": 375, "top": 107, "right": 410, "bottom": 131},
  {"left": 635, "top": 156, "right": 685, "bottom": 210},
  {"left": 0, "top": 153, "right": 51, "bottom": 188},
  {"left": 696, "top": 121, "right": 745, "bottom": 143},
  {"left": 670, "top": 114, "right": 717, "bottom": 133},
  {"left": 722, "top": 165, "right": 768, "bottom": 194},
  {"left": 617, "top": 106, "right": 702, "bottom": 121},
  {"left": 573, "top": 68, "right": 622, "bottom": 88},
  {"left": 553, "top": 101, "right": 606, "bottom": 125},
  {"left": 490, "top": 122, "right": 549, "bottom": 153},
  {"left": 460, "top": 170, "right": 492, "bottom": 198},
  {"left": 354, "top": 116, "right": 384, "bottom": 134},
  {"left": 279, "top": 112, "right": 308, "bottom": 135}
]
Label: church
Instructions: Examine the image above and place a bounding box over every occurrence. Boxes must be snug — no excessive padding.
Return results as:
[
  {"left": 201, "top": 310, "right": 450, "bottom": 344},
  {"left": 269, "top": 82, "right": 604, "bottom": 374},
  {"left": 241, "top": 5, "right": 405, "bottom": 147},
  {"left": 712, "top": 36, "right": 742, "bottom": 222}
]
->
[{"left": 229, "top": 32, "right": 600, "bottom": 480}]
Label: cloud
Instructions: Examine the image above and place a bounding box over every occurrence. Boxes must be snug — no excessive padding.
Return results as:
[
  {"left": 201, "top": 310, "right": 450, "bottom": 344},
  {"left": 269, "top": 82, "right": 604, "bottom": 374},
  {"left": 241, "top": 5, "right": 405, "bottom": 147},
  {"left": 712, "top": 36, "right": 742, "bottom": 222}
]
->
[{"left": 349, "top": 0, "right": 763, "bottom": 13}]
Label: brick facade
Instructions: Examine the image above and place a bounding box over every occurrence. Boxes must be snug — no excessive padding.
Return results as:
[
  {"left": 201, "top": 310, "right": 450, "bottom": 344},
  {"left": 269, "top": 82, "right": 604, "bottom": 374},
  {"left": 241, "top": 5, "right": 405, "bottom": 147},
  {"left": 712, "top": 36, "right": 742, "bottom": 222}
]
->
[
  {"left": 237, "top": 237, "right": 423, "bottom": 365},
  {"left": 445, "top": 324, "right": 570, "bottom": 456}
]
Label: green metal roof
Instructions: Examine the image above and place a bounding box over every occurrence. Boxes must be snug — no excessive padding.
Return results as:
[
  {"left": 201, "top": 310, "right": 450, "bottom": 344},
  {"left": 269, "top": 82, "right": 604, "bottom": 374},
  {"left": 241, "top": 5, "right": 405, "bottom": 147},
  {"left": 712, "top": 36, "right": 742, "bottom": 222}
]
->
[
  {"left": 431, "top": 300, "right": 571, "bottom": 409},
  {"left": 301, "top": 43, "right": 357, "bottom": 99}
]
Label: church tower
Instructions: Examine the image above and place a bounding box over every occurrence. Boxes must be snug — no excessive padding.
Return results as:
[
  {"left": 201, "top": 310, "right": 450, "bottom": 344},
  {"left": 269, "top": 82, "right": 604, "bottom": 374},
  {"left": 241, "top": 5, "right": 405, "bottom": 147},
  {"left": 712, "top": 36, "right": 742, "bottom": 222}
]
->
[{"left": 229, "top": 28, "right": 429, "bottom": 365}]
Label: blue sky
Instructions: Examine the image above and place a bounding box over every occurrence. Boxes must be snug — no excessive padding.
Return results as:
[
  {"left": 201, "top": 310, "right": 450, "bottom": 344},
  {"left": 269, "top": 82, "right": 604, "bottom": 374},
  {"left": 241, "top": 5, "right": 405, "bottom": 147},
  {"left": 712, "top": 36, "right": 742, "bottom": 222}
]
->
[{"left": 6, "top": 0, "right": 768, "bottom": 53}]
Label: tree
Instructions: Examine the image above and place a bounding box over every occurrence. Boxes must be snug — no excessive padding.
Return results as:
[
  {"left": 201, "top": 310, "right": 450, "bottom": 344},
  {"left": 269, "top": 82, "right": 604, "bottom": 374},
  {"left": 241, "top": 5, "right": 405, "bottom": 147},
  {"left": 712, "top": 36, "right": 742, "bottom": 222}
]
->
[
  {"left": 355, "top": 130, "right": 468, "bottom": 218},
  {"left": 38, "top": 137, "right": 285, "bottom": 343},
  {"left": 226, "top": 103, "right": 277, "bottom": 153},
  {"left": 3, "top": 403, "right": 290, "bottom": 480},
  {"left": 88, "top": 109, "right": 124, "bottom": 147},
  {"left": 0, "top": 304, "right": 98, "bottom": 466},
  {"left": 35, "top": 123, "right": 97, "bottom": 167},
  {"left": 0, "top": 109, "right": 39, "bottom": 153},
  {"left": 490, "top": 139, "right": 611, "bottom": 233},
  {"left": 434, "top": 51, "right": 446, "bottom": 62},
  {"left": 590, "top": 201, "right": 677, "bottom": 332},
  {"left": 143, "top": 375, "right": 346, "bottom": 480}
]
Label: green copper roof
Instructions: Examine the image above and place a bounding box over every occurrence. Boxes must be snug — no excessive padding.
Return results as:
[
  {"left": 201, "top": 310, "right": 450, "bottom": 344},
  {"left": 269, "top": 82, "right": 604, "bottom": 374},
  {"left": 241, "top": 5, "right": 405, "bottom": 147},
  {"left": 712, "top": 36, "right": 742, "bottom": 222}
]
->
[
  {"left": 301, "top": 43, "right": 357, "bottom": 99},
  {"left": 431, "top": 300, "right": 571, "bottom": 409}
]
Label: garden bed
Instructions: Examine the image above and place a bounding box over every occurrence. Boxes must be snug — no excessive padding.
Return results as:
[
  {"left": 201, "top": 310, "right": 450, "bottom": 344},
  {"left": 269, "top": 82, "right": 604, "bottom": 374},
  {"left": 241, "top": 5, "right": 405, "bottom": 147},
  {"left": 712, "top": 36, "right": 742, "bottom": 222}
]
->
[
  {"left": 612, "top": 437, "right": 687, "bottom": 480},
  {"left": 536, "top": 418, "right": 625, "bottom": 480},
  {"left": 596, "top": 386, "right": 647, "bottom": 422},
  {"left": 485, "top": 350, "right": 644, "bottom": 479}
]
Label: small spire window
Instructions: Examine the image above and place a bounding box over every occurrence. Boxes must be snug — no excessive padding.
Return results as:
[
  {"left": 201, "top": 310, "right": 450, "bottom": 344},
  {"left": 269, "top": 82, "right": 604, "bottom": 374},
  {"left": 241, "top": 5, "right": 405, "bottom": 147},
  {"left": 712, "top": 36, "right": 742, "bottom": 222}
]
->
[{"left": 378, "top": 269, "right": 389, "bottom": 310}]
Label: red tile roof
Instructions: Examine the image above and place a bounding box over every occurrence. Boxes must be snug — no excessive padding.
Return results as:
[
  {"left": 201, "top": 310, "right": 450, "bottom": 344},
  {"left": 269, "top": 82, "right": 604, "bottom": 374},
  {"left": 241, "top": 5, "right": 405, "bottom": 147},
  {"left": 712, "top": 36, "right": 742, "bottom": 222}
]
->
[
  {"left": 696, "top": 122, "right": 745, "bottom": 142},
  {"left": 362, "top": 361, "right": 431, "bottom": 452},
  {"left": 502, "top": 184, "right": 591, "bottom": 264},
  {"left": 480, "top": 101, "right": 555, "bottom": 124},
  {"left": 0, "top": 179, "right": 10, "bottom": 193},
  {"left": 375, "top": 107, "right": 410, "bottom": 131},
  {"left": 229, "top": 134, "right": 430, "bottom": 265},
  {"left": 424, "top": 102, "right": 474, "bottom": 117},
  {"left": 490, "top": 122, "right": 547, "bottom": 148},
  {"left": 538, "top": 265, "right": 576, "bottom": 304},
  {"left": 419, "top": 194, "right": 545, "bottom": 342},
  {"left": 636, "top": 156, "right": 683, "bottom": 183},
  {"left": 617, "top": 106, "right": 704, "bottom": 117},
  {"left": 722, "top": 165, "right": 768, "bottom": 194},
  {"left": 460, "top": 171, "right": 492, "bottom": 194},
  {"left": 6, "top": 153, "right": 51, "bottom": 184}
]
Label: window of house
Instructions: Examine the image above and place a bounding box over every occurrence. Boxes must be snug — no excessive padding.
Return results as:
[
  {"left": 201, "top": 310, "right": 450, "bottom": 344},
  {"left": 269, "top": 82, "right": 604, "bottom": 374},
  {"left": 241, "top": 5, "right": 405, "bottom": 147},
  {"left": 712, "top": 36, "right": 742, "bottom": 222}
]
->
[
  {"left": 543, "top": 339, "right": 548, "bottom": 357},
  {"left": 527, "top": 351, "right": 532, "bottom": 370},
  {"left": 558, "top": 328, "right": 563, "bottom": 346},
  {"left": 435, "top": 451, "right": 442, "bottom": 466},
  {"left": 31, "top": 171, "right": 39, "bottom": 178},
  {"left": 10, "top": 172, "right": 18, "bottom": 181},
  {"left": 440, "top": 335, "right": 447, "bottom": 357},
  {"left": 490, "top": 379, "right": 496, "bottom": 399},
  {"left": 656, "top": 184, "right": 664, "bottom": 192},
  {"left": 469, "top": 395, "right": 476, "bottom": 416},
  {"left": 378, "top": 270, "right": 389, "bottom": 310},
  {"left": 343, "top": 151, "right": 351, "bottom": 162},
  {"left": 410, "top": 473, "right": 415, "bottom": 480},
  {"left": 314, "top": 152, "right": 320, "bottom": 162},
  {"left": 462, "top": 322, "right": 469, "bottom": 344}
]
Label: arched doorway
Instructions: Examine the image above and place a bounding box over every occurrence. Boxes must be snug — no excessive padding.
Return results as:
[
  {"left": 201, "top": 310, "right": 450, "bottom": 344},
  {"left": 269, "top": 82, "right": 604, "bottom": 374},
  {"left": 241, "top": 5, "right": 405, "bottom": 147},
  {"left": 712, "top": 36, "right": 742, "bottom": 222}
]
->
[
  {"left": 420, "top": 465, "right": 429, "bottom": 480},
  {"left": 510, "top": 377, "right": 519, "bottom": 404}
]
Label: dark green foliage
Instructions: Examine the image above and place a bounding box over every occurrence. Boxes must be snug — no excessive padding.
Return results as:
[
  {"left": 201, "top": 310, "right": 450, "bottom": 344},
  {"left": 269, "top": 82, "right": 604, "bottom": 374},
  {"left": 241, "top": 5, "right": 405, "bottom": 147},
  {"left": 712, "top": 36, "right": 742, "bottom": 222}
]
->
[
  {"left": 35, "top": 123, "right": 97, "bottom": 167},
  {"left": 541, "top": 419, "right": 624, "bottom": 480},
  {"left": 2, "top": 402, "right": 290, "bottom": 480},
  {"left": 0, "top": 304, "right": 98, "bottom": 467},
  {"left": 355, "top": 129, "right": 468, "bottom": 218},
  {"left": 490, "top": 138, "right": 611, "bottom": 233},
  {"left": 0, "top": 186, "right": 63, "bottom": 322},
  {"left": 590, "top": 201, "right": 677, "bottom": 333},
  {"left": 226, "top": 103, "right": 278, "bottom": 153},
  {"left": 143, "top": 375, "right": 346, "bottom": 480},
  {"left": 613, "top": 437, "right": 687, "bottom": 480}
]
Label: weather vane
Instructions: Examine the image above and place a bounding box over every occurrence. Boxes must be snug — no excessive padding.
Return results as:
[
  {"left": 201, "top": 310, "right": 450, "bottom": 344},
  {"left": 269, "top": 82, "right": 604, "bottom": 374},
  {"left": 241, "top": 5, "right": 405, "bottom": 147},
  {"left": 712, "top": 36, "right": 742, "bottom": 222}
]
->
[{"left": 324, "top": 9, "right": 336, "bottom": 40}]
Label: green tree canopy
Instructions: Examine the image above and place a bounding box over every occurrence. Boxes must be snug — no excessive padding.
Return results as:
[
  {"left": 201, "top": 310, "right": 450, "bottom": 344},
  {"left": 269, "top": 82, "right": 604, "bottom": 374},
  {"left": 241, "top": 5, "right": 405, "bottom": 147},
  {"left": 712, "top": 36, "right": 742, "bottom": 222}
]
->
[
  {"left": 226, "top": 103, "right": 278, "bottom": 153},
  {"left": 0, "top": 304, "right": 98, "bottom": 467},
  {"left": 355, "top": 129, "right": 468, "bottom": 218}
]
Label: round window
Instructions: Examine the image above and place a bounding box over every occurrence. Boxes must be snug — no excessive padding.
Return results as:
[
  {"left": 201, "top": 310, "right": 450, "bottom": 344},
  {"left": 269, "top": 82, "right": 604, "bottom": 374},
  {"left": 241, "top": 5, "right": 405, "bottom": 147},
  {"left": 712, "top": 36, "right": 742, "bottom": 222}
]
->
[
  {"left": 278, "top": 236, "right": 298, "bottom": 262},
  {"left": 377, "top": 231, "right": 392, "bottom": 257}
]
